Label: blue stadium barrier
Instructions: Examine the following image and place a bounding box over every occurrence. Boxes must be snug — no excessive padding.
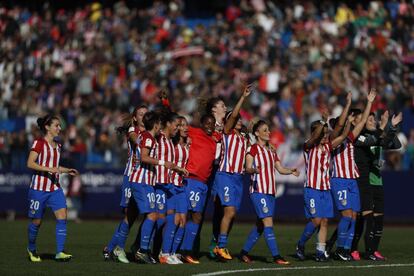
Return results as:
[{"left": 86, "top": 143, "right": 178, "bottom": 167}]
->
[{"left": 0, "top": 170, "right": 413, "bottom": 222}]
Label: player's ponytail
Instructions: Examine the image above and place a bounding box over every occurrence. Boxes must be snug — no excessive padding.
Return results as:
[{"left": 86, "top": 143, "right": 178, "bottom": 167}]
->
[
  {"left": 37, "top": 114, "right": 59, "bottom": 134},
  {"left": 252, "top": 120, "right": 267, "bottom": 138}
]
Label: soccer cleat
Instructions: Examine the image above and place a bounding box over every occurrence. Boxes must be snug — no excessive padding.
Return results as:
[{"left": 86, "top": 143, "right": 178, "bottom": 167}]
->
[
  {"left": 208, "top": 238, "right": 217, "bottom": 259},
  {"left": 334, "top": 248, "right": 351, "bottom": 261},
  {"left": 159, "top": 253, "right": 179, "bottom": 264},
  {"left": 113, "top": 246, "right": 129, "bottom": 264},
  {"left": 102, "top": 247, "right": 111, "bottom": 261},
  {"left": 365, "top": 253, "right": 379, "bottom": 261},
  {"left": 295, "top": 243, "right": 305, "bottom": 261},
  {"left": 373, "top": 251, "right": 386, "bottom": 261},
  {"left": 273, "top": 255, "right": 290, "bottom": 265},
  {"left": 170, "top": 254, "right": 183, "bottom": 264},
  {"left": 239, "top": 254, "right": 253, "bottom": 264},
  {"left": 27, "top": 249, "right": 41, "bottom": 262},
  {"left": 351, "top": 250, "right": 361, "bottom": 261},
  {"left": 214, "top": 246, "right": 232, "bottom": 260},
  {"left": 181, "top": 254, "right": 200, "bottom": 264},
  {"left": 135, "top": 249, "right": 156, "bottom": 264},
  {"left": 315, "top": 251, "right": 329, "bottom": 262},
  {"left": 55, "top": 251, "right": 72, "bottom": 262}
]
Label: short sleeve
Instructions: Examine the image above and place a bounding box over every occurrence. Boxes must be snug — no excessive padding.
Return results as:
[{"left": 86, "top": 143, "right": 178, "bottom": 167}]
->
[
  {"left": 128, "top": 126, "right": 136, "bottom": 134},
  {"left": 247, "top": 144, "right": 258, "bottom": 157},
  {"left": 274, "top": 152, "right": 280, "bottom": 162},
  {"left": 347, "top": 132, "right": 356, "bottom": 143},
  {"left": 139, "top": 133, "right": 154, "bottom": 149},
  {"left": 327, "top": 142, "right": 333, "bottom": 152},
  {"left": 31, "top": 139, "right": 43, "bottom": 154}
]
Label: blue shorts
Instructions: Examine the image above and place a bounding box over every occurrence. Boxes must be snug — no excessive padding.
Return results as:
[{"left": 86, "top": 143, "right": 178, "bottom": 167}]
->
[
  {"left": 330, "top": 178, "right": 360, "bottom": 212},
  {"left": 131, "top": 183, "right": 156, "bottom": 214},
  {"left": 250, "top": 192, "right": 275, "bottom": 219},
  {"left": 120, "top": 175, "right": 132, "bottom": 208},
  {"left": 169, "top": 185, "right": 188, "bottom": 214},
  {"left": 184, "top": 178, "right": 208, "bottom": 213},
  {"left": 28, "top": 189, "right": 67, "bottom": 219},
  {"left": 154, "top": 184, "right": 176, "bottom": 214},
  {"left": 214, "top": 172, "right": 244, "bottom": 210},
  {"left": 304, "top": 187, "right": 334, "bottom": 219}
]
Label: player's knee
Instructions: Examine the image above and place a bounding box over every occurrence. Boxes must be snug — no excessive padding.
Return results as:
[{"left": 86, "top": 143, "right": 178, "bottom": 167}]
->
[
  {"left": 192, "top": 212, "right": 202, "bottom": 224},
  {"left": 320, "top": 218, "right": 328, "bottom": 227},
  {"left": 312, "top": 218, "right": 322, "bottom": 226},
  {"left": 224, "top": 207, "right": 236, "bottom": 219},
  {"left": 147, "top": 212, "right": 158, "bottom": 221},
  {"left": 55, "top": 208, "right": 67, "bottom": 220},
  {"left": 342, "top": 209, "right": 353, "bottom": 218}
]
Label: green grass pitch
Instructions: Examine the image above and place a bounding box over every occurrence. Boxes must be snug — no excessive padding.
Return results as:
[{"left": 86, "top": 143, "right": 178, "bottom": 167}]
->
[{"left": 1, "top": 220, "right": 413, "bottom": 275}]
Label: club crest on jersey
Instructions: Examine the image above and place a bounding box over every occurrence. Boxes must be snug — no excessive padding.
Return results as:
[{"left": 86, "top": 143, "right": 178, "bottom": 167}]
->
[
  {"left": 191, "top": 200, "right": 197, "bottom": 208},
  {"left": 150, "top": 202, "right": 155, "bottom": 209},
  {"left": 158, "top": 203, "right": 164, "bottom": 210},
  {"left": 310, "top": 207, "right": 316, "bottom": 215},
  {"left": 341, "top": 199, "right": 347, "bottom": 206},
  {"left": 224, "top": 196, "right": 230, "bottom": 203},
  {"left": 31, "top": 210, "right": 36, "bottom": 215},
  {"left": 263, "top": 206, "right": 269, "bottom": 213}
]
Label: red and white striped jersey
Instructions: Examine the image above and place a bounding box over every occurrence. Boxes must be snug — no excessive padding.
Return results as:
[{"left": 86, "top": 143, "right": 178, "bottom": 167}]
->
[
  {"left": 30, "top": 138, "right": 61, "bottom": 192},
  {"left": 303, "top": 142, "right": 333, "bottom": 190},
  {"left": 248, "top": 143, "right": 279, "bottom": 196},
  {"left": 156, "top": 132, "right": 175, "bottom": 184},
  {"left": 129, "top": 131, "right": 158, "bottom": 186},
  {"left": 171, "top": 143, "right": 189, "bottom": 186},
  {"left": 123, "top": 126, "right": 141, "bottom": 177},
  {"left": 332, "top": 133, "right": 360, "bottom": 179},
  {"left": 219, "top": 130, "right": 248, "bottom": 174}
]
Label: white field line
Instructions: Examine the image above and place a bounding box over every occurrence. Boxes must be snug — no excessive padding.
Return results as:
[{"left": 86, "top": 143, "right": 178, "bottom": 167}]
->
[{"left": 193, "top": 263, "right": 414, "bottom": 276}]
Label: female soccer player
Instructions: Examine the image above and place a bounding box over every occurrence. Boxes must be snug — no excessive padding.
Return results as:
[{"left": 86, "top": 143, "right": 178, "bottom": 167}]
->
[
  {"left": 327, "top": 90, "right": 376, "bottom": 261},
  {"left": 154, "top": 110, "right": 188, "bottom": 264},
  {"left": 129, "top": 111, "right": 173, "bottom": 264},
  {"left": 179, "top": 114, "right": 217, "bottom": 264},
  {"left": 212, "top": 85, "right": 252, "bottom": 260},
  {"left": 103, "top": 105, "right": 147, "bottom": 263},
  {"left": 27, "top": 114, "right": 79, "bottom": 262},
  {"left": 295, "top": 111, "right": 355, "bottom": 262},
  {"left": 240, "top": 120, "right": 299, "bottom": 265}
]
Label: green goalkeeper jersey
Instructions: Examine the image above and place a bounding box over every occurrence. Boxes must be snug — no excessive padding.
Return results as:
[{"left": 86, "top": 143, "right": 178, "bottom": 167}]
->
[{"left": 369, "top": 145, "right": 383, "bottom": 186}]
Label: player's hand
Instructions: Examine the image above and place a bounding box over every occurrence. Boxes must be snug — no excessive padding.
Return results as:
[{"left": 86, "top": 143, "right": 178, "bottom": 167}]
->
[
  {"left": 380, "top": 110, "right": 389, "bottom": 130},
  {"left": 346, "top": 91, "right": 352, "bottom": 104},
  {"left": 49, "top": 167, "right": 60, "bottom": 174},
  {"left": 68, "top": 168, "right": 79, "bottom": 176},
  {"left": 254, "top": 167, "right": 261, "bottom": 174},
  {"left": 164, "top": 161, "right": 175, "bottom": 170},
  {"left": 321, "top": 109, "right": 329, "bottom": 123},
  {"left": 367, "top": 88, "right": 377, "bottom": 103},
  {"left": 179, "top": 167, "right": 189, "bottom": 177},
  {"left": 391, "top": 112, "right": 403, "bottom": 127},
  {"left": 243, "top": 83, "right": 254, "bottom": 97},
  {"left": 291, "top": 168, "right": 300, "bottom": 177}
]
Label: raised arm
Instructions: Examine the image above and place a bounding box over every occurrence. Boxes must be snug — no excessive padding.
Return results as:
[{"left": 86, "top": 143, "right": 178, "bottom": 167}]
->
[
  {"left": 381, "top": 112, "right": 403, "bottom": 150},
  {"left": 331, "top": 114, "right": 355, "bottom": 148},
  {"left": 223, "top": 84, "right": 252, "bottom": 134},
  {"left": 304, "top": 111, "right": 328, "bottom": 150},
  {"left": 352, "top": 88, "right": 377, "bottom": 137},
  {"left": 331, "top": 92, "right": 352, "bottom": 139}
]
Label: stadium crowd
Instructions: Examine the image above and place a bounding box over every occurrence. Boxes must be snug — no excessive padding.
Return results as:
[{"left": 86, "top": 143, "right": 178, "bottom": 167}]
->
[{"left": 0, "top": 0, "right": 414, "bottom": 171}]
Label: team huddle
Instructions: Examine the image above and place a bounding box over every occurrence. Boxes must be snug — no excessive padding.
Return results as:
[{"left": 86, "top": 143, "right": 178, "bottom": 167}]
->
[{"left": 25, "top": 85, "right": 402, "bottom": 265}]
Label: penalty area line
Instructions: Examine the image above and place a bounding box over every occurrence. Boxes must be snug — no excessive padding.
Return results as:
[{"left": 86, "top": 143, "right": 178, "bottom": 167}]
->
[{"left": 193, "top": 263, "right": 414, "bottom": 276}]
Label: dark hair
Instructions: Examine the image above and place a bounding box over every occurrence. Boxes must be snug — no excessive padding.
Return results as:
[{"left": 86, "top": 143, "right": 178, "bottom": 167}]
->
[
  {"left": 198, "top": 97, "right": 224, "bottom": 115},
  {"left": 143, "top": 111, "right": 161, "bottom": 131},
  {"left": 157, "top": 107, "right": 180, "bottom": 129},
  {"left": 349, "top": 108, "right": 362, "bottom": 116},
  {"left": 37, "top": 114, "right": 59, "bottom": 134},
  {"left": 252, "top": 120, "right": 267, "bottom": 138},
  {"left": 329, "top": 117, "right": 338, "bottom": 129},
  {"left": 200, "top": 113, "right": 215, "bottom": 125},
  {"left": 116, "top": 105, "right": 148, "bottom": 135},
  {"left": 172, "top": 116, "right": 187, "bottom": 145},
  {"left": 310, "top": 120, "right": 325, "bottom": 133}
]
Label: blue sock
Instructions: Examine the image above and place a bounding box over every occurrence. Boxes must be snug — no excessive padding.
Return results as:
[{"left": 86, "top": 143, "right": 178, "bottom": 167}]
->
[
  {"left": 28, "top": 223, "right": 39, "bottom": 252},
  {"left": 107, "top": 221, "right": 122, "bottom": 251},
  {"left": 140, "top": 219, "right": 155, "bottom": 251},
  {"left": 56, "top": 219, "right": 67, "bottom": 253},
  {"left": 181, "top": 222, "right": 199, "bottom": 251},
  {"left": 156, "top": 217, "right": 166, "bottom": 231},
  {"left": 218, "top": 234, "right": 228, "bottom": 248},
  {"left": 264, "top": 226, "right": 280, "bottom": 257},
  {"left": 172, "top": 226, "right": 185, "bottom": 253},
  {"left": 337, "top": 216, "right": 352, "bottom": 248},
  {"left": 298, "top": 221, "right": 317, "bottom": 246},
  {"left": 162, "top": 214, "right": 177, "bottom": 254},
  {"left": 344, "top": 218, "right": 356, "bottom": 250},
  {"left": 242, "top": 226, "right": 262, "bottom": 253},
  {"left": 117, "top": 220, "right": 130, "bottom": 249}
]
